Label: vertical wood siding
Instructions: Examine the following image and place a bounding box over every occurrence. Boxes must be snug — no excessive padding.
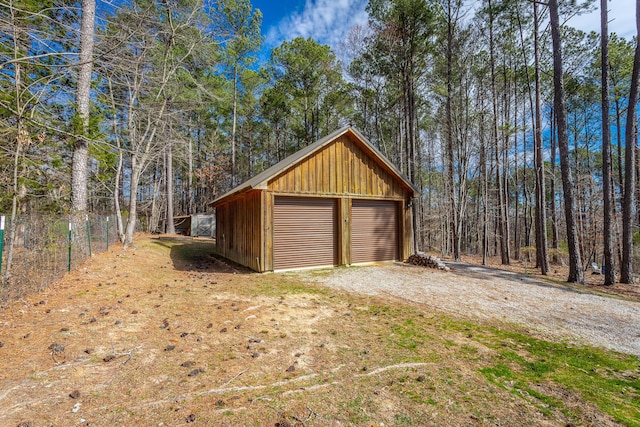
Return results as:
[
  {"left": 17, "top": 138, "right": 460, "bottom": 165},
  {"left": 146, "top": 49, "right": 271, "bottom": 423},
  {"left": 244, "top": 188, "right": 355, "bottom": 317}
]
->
[
  {"left": 268, "top": 135, "right": 408, "bottom": 199},
  {"left": 338, "top": 197, "right": 351, "bottom": 265},
  {"left": 215, "top": 190, "right": 262, "bottom": 271},
  {"left": 263, "top": 192, "right": 273, "bottom": 272},
  {"left": 402, "top": 203, "right": 412, "bottom": 261}
]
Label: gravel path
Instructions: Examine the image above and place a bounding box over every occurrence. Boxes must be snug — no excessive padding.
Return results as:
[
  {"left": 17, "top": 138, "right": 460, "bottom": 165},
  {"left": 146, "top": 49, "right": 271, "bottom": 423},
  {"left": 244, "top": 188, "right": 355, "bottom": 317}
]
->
[{"left": 300, "top": 262, "right": 640, "bottom": 357}]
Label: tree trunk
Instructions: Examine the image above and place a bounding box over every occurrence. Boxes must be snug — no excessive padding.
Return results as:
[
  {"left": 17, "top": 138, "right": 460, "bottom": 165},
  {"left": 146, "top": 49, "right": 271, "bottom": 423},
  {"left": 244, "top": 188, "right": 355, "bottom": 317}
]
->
[
  {"left": 150, "top": 159, "right": 161, "bottom": 233},
  {"left": 620, "top": 0, "right": 640, "bottom": 284},
  {"left": 408, "top": 72, "right": 419, "bottom": 254},
  {"left": 636, "top": 139, "right": 640, "bottom": 225},
  {"left": 549, "top": 107, "right": 560, "bottom": 262},
  {"left": 188, "top": 139, "right": 194, "bottom": 215},
  {"left": 166, "top": 136, "right": 175, "bottom": 234},
  {"left": 488, "top": 0, "right": 509, "bottom": 265},
  {"left": 615, "top": 98, "right": 624, "bottom": 194},
  {"left": 231, "top": 65, "right": 238, "bottom": 186},
  {"left": 516, "top": 4, "right": 530, "bottom": 261},
  {"left": 549, "top": 0, "right": 584, "bottom": 283},
  {"left": 477, "top": 79, "right": 489, "bottom": 265},
  {"left": 501, "top": 58, "right": 511, "bottom": 265},
  {"left": 601, "top": 0, "right": 616, "bottom": 285},
  {"left": 124, "top": 160, "right": 142, "bottom": 247},
  {"left": 533, "top": 1, "right": 549, "bottom": 275},
  {"left": 5, "top": 4, "right": 22, "bottom": 284},
  {"left": 513, "top": 64, "right": 520, "bottom": 261},
  {"left": 114, "top": 147, "right": 124, "bottom": 243},
  {"left": 4, "top": 129, "right": 21, "bottom": 285},
  {"left": 107, "top": 76, "right": 125, "bottom": 243},
  {"left": 446, "top": 0, "right": 459, "bottom": 260},
  {"left": 71, "top": 0, "right": 96, "bottom": 213}
]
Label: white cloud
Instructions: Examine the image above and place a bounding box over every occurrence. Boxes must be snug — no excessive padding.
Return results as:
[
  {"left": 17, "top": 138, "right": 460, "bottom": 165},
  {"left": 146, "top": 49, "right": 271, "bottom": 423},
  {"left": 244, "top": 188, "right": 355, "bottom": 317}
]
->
[
  {"left": 265, "top": 0, "right": 370, "bottom": 52},
  {"left": 568, "top": 1, "right": 636, "bottom": 39}
]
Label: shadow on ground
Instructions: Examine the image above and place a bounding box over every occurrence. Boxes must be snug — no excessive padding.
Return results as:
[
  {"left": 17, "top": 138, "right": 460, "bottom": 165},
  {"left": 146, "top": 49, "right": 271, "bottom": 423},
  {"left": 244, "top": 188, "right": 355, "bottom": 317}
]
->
[
  {"left": 445, "top": 260, "right": 591, "bottom": 295},
  {"left": 150, "top": 236, "right": 253, "bottom": 274}
]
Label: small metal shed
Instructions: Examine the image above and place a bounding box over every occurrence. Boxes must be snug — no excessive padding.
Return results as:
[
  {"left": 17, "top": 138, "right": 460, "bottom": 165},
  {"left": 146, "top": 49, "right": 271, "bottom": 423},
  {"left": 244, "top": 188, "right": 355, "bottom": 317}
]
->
[{"left": 172, "top": 214, "right": 215, "bottom": 238}]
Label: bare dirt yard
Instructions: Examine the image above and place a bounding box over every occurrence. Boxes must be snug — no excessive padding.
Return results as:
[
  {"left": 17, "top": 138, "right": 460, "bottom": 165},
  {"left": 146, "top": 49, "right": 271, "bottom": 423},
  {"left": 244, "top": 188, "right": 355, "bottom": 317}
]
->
[{"left": 0, "top": 236, "right": 638, "bottom": 426}]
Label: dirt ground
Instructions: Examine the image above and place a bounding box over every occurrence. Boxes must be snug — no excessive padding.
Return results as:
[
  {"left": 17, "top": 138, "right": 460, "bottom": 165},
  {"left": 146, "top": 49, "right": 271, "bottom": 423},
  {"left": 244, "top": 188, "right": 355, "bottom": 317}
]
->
[
  {"left": 0, "top": 236, "right": 637, "bottom": 426},
  {"left": 452, "top": 253, "right": 640, "bottom": 301}
]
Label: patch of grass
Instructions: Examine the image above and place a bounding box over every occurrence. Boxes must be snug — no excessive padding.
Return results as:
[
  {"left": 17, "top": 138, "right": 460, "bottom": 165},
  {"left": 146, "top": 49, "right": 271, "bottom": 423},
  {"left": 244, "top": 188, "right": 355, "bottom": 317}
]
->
[
  {"left": 401, "top": 387, "right": 433, "bottom": 405},
  {"left": 341, "top": 395, "right": 372, "bottom": 424},
  {"left": 361, "top": 302, "right": 639, "bottom": 426},
  {"left": 459, "top": 344, "right": 479, "bottom": 357},
  {"left": 477, "top": 327, "right": 640, "bottom": 426},
  {"left": 255, "top": 278, "right": 330, "bottom": 297},
  {"left": 480, "top": 363, "right": 514, "bottom": 380},
  {"left": 390, "top": 318, "right": 425, "bottom": 352},
  {"left": 393, "top": 412, "right": 414, "bottom": 426},
  {"left": 512, "top": 385, "right": 558, "bottom": 417}
]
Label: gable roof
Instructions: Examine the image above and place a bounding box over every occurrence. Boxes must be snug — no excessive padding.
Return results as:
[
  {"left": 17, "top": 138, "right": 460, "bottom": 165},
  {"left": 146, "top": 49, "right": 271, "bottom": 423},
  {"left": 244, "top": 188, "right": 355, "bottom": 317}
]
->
[{"left": 211, "top": 126, "right": 419, "bottom": 206}]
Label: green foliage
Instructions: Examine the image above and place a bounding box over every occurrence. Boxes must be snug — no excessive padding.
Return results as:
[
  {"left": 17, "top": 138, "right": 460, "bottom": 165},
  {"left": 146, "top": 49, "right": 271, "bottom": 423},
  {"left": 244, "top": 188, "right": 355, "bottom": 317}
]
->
[
  {"left": 69, "top": 103, "right": 104, "bottom": 145},
  {"left": 606, "top": 34, "right": 636, "bottom": 102},
  {"left": 214, "top": 0, "right": 263, "bottom": 70},
  {"left": 0, "top": 0, "right": 78, "bottom": 214},
  {"left": 478, "top": 328, "right": 640, "bottom": 426},
  {"left": 265, "top": 37, "right": 349, "bottom": 150}
]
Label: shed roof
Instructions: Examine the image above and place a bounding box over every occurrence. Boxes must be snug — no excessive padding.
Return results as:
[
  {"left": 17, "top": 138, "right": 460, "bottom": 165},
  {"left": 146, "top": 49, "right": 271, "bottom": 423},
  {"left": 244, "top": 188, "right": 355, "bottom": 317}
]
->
[{"left": 211, "top": 126, "right": 419, "bottom": 206}]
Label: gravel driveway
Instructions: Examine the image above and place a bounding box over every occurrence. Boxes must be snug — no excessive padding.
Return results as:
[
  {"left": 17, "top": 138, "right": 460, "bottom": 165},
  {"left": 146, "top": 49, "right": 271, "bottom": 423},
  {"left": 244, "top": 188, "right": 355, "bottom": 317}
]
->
[{"left": 299, "top": 262, "right": 640, "bottom": 357}]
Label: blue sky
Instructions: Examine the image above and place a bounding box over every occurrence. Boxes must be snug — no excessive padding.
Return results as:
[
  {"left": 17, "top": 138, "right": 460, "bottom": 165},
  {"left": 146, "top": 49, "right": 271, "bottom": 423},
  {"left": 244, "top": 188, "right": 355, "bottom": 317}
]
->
[
  {"left": 252, "top": 0, "right": 369, "bottom": 61},
  {"left": 253, "top": 0, "right": 636, "bottom": 63}
]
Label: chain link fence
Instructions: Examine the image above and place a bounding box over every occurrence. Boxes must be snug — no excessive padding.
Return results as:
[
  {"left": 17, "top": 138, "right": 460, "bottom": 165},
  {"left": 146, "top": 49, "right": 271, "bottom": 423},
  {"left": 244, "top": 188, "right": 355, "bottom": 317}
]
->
[{"left": 0, "top": 214, "right": 119, "bottom": 306}]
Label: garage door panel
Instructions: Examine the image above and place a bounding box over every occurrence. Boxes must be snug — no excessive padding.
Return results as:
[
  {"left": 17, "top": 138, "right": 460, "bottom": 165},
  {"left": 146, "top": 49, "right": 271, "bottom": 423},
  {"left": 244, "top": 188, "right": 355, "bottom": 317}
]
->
[
  {"left": 273, "top": 197, "right": 337, "bottom": 270},
  {"left": 351, "top": 200, "right": 398, "bottom": 263}
]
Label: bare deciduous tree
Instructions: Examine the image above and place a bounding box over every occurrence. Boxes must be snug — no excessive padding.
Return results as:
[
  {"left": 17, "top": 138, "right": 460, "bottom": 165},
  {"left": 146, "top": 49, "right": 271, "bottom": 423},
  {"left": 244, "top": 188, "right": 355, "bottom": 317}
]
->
[{"left": 97, "top": 0, "right": 211, "bottom": 246}]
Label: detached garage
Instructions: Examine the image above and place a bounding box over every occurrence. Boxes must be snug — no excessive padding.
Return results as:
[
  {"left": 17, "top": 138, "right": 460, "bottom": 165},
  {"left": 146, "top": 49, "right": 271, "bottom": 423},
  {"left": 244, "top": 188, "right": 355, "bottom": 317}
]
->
[{"left": 211, "top": 127, "right": 418, "bottom": 272}]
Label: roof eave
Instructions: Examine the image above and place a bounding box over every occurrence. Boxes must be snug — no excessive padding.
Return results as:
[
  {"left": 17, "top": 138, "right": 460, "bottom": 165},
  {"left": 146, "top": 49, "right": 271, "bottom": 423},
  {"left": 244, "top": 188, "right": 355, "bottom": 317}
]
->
[{"left": 209, "top": 185, "right": 252, "bottom": 207}]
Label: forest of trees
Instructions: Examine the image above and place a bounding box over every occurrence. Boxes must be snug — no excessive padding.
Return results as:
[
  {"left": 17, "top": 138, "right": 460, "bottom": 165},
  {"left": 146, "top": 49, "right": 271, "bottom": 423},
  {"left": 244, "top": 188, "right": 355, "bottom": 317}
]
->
[{"left": 1, "top": 0, "right": 639, "bottom": 285}]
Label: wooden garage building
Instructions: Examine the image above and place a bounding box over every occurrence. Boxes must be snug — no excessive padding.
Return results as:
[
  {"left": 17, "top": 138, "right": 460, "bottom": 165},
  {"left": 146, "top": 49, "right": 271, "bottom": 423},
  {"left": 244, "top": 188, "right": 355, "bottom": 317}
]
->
[{"left": 211, "top": 127, "right": 419, "bottom": 272}]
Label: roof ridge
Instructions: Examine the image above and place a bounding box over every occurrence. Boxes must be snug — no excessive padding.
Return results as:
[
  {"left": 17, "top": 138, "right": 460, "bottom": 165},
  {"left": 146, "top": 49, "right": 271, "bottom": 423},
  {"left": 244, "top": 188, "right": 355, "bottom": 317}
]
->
[{"left": 210, "top": 126, "right": 418, "bottom": 206}]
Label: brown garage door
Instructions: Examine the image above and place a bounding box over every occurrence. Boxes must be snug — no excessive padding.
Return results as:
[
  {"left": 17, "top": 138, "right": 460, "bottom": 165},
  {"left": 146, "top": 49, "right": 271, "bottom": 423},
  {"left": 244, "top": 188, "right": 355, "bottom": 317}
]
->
[
  {"left": 273, "top": 197, "right": 337, "bottom": 270},
  {"left": 351, "top": 199, "right": 398, "bottom": 264}
]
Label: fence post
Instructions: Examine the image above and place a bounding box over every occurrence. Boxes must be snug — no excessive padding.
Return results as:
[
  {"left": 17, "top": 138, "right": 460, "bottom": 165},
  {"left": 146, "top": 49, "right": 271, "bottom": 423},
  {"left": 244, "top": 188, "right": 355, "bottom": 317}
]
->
[
  {"left": 68, "top": 220, "right": 72, "bottom": 272},
  {"left": 86, "top": 214, "right": 92, "bottom": 257},
  {"left": 0, "top": 216, "right": 5, "bottom": 276},
  {"left": 106, "top": 216, "right": 109, "bottom": 250}
]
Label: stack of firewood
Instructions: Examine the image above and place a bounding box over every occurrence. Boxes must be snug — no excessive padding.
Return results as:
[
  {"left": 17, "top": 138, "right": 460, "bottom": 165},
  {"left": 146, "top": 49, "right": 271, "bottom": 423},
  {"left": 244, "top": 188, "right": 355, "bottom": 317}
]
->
[{"left": 407, "top": 253, "right": 450, "bottom": 271}]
